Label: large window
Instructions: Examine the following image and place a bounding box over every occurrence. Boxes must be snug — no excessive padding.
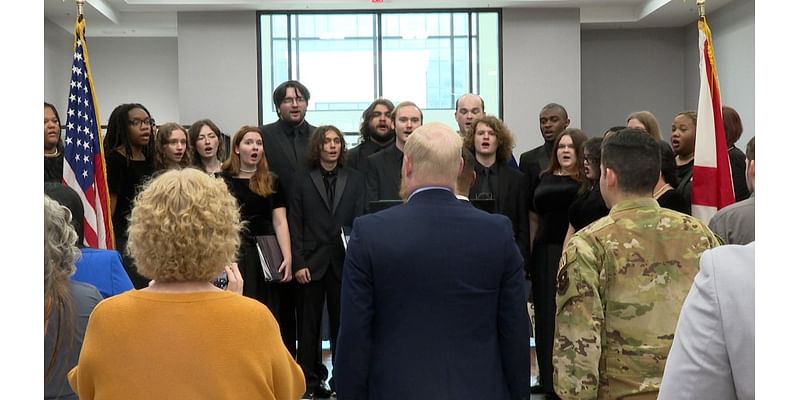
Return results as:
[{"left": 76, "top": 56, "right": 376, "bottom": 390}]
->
[{"left": 258, "top": 10, "right": 501, "bottom": 148}]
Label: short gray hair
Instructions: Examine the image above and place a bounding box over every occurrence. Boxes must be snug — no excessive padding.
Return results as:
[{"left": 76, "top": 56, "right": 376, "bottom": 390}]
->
[
  {"left": 44, "top": 195, "right": 79, "bottom": 280},
  {"left": 404, "top": 122, "right": 462, "bottom": 183}
]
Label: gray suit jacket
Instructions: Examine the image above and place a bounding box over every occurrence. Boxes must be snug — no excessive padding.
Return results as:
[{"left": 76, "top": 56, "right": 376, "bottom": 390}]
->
[
  {"left": 658, "top": 242, "right": 755, "bottom": 400},
  {"left": 708, "top": 194, "right": 755, "bottom": 245}
]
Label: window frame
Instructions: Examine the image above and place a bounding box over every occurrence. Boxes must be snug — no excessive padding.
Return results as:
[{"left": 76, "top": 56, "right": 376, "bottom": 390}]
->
[{"left": 256, "top": 8, "right": 504, "bottom": 130}]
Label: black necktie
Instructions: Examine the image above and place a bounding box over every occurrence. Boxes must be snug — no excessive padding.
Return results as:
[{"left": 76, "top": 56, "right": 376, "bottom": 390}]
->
[
  {"left": 289, "top": 127, "right": 303, "bottom": 163},
  {"left": 478, "top": 167, "right": 492, "bottom": 198},
  {"left": 323, "top": 170, "right": 337, "bottom": 209}
]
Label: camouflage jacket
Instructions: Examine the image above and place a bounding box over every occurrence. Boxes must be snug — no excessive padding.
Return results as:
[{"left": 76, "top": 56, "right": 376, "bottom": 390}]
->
[{"left": 553, "top": 198, "right": 721, "bottom": 399}]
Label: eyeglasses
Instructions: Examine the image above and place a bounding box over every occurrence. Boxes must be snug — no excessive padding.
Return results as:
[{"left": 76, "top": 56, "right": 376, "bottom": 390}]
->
[
  {"left": 129, "top": 118, "right": 154, "bottom": 127},
  {"left": 281, "top": 96, "right": 307, "bottom": 105}
]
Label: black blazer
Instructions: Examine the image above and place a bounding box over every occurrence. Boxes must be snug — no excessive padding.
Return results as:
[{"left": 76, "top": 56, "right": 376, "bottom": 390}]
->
[
  {"left": 365, "top": 144, "right": 403, "bottom": 202},
  {"left": 259, "top": 119, "right": 316, "bottom": 195},
  {"left": 470, "top": 163, "right": 530, "bottom": 262},
  {"left": 519, "top": 142, "right": 553, "bottom": 209},
  {"left": 346, "top": 139, "right": 394, "bottom": 176},
  {"left": 289, "top": 166, "right": 366, "bottom": 281}
]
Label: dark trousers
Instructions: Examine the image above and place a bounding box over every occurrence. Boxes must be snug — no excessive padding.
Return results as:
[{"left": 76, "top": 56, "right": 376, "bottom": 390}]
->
[
  {"left": 530, "top": 242, "right": 560, "bottom": 393},
  {"left": 239, "top": 243, "right": 297, "bottom": 356},
  {"left": 117, "top": 235, "right": 149, "bottom": 289},
  {"left": 296, "top": 266, "right": 341, "bottom": 388}
]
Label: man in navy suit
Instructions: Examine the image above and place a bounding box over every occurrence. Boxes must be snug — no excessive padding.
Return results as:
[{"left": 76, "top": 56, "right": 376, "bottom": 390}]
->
[{"left": 335, "top": 122, "right": 530, "bottom": 400}]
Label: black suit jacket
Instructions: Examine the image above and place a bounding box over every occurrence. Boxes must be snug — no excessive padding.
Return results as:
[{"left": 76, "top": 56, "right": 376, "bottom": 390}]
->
[
  {"left": 519, "top": 142, "right": 553, "bottom": 210},
  {"left": 289, "top": 167, "right": 366, "bottom": 281},
  {"left": 259, "top": 119, "right": 316, "bottom": 196},
  {"left": 469, "top": 163, "right": 530, "bottom": 263},
  {"left": 346, "top": 139, "right": 394, "bottom": 176},
  {"left": 365, "top": 144, "right": 403, "bottom": 202},
  {"left": 335, "top": 189, "right": 530, "bottom": 400}
]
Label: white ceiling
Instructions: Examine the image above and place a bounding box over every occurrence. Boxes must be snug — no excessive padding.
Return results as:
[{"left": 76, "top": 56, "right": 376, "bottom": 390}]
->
[{"left": 44, "top": 0, "right": 733, "bottom": 37}]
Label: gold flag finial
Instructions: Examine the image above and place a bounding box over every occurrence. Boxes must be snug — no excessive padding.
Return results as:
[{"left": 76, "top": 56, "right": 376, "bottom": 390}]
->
[
  {"left": 697, "top": 0, "right": 706, "bottom": 18},
  {"left": 76, "top": 0, "right": 85, "bottom": 17}
]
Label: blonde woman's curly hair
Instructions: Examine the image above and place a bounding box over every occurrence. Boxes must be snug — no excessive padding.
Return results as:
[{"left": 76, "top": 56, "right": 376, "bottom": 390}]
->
[{"left": 127, "top": 168, "right": 242, "bottom": 282}]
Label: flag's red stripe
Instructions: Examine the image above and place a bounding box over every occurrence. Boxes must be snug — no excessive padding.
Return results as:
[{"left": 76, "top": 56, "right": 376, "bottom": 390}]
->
[
  {"left": 704, "top": 41, "right": 735, "bottom": 207},
  {"left": 93, "top": 153, "right": 114, "bottom": 249},
  {"left": 693, "top": 166, "right": 724, "bottom": 206}
]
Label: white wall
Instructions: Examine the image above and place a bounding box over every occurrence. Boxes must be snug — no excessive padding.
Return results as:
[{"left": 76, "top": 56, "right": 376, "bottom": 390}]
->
[
  {"left": 580, "top": 28, "right": 685, "bottom": 138},
  {"left": 78, "top": 36, "right": 179, "bottom": 125},
  {"left": 502, "top": 8, "right": 582, "bottom": 159},
  {"left": 177, "top": 12, "right": 258, "bottom": 136},
  {"left": 684, "top": 0, "right": 754, "bottom": 147},
  {"left": 44, "top": 19, "right": 73, "bottom": 115}
]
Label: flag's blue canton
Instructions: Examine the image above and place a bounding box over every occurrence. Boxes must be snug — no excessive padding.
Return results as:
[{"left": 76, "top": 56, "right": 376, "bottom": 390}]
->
[{"left": 64, "top": 37, "right": 100, "bottom": 191}]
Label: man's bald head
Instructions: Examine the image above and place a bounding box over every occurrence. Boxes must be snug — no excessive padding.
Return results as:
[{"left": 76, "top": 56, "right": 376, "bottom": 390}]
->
[
  {"left": 401, "top": 122, "right": 464, "bottom": 197},
  {"left": 454, "top": 93, "right": 486, "bottom": 135}
]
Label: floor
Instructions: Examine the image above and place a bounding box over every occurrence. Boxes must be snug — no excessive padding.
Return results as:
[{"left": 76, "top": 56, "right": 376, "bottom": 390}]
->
[{"left": 318, "top": 341, "right": 552, "bottom": 399}]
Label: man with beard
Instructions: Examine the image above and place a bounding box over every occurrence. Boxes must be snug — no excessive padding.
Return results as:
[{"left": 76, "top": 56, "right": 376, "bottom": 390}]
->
[
  {"left": 347, "top": 99, "right": 395, "bottom": 174},
  {"left": 365, "top": 101, "right": 423, "bottom": 202},
  {"left": 258, "top": 80, "right": 332, "bottom": 397},
  {"left": 259, "top": 80, "right": 316, "bottom": 195},
  {"left": 336, "top": 122, "right": 530, "bottom": 399}
]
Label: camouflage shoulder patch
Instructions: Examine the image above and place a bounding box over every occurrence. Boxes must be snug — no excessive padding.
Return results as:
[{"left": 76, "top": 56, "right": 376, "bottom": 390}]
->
[
  {"left": 557, "top": 246, "right": 579, "bottom": 295},
  {"left": 557, "top": 267, "right": 570, "bottom": 296}
]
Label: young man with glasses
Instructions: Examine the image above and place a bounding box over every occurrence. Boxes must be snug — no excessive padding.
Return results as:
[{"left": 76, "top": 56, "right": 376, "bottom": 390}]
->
[{"left": 258, "top": 80, "right": 334, "bottom": 399}]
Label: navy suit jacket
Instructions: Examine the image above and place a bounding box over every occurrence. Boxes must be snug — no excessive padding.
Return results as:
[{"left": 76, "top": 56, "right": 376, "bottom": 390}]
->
[{"left": 335, "top": 188, "right": 530, "bottom": 400}]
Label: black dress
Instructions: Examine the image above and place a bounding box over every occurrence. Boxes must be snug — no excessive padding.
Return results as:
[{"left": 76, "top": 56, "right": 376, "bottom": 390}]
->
[
  {"left": 567, "top": 184, "right": 609, "bottom": 232},
  {"left": 45, "top": 154, "right": 64, "bottom": 183},
  {"left": 530, "top": 172, "right": 580, "bottom": 393},
  {"left": 105, "top": 151, "right": 154, "bottom": 288},
  {"left": 223, "top": 174, "right": 288, "bottom": 319}
]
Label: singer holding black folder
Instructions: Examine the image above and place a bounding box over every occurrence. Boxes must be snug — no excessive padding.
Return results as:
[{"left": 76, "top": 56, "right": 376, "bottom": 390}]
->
[{"left": 222, "top": 126, "right": 294, "bottom": 346}]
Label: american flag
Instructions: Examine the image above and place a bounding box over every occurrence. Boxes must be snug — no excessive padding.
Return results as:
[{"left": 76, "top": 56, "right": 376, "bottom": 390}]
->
[{"left": 62, "top": 15, "right": 114, "bottom": 249}]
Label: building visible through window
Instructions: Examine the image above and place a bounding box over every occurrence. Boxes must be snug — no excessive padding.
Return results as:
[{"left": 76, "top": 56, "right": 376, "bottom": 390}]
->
[{"left": 258, "top": 10, "right": 501, "bottom": 148}]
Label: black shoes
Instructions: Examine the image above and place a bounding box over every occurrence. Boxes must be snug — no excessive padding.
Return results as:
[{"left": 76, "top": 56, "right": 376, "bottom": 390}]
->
[{"left": 314, "top": 382, "right": 334, "bottom": 398}]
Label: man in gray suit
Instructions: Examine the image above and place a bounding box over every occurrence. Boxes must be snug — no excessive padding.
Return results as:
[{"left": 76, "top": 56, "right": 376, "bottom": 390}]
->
[
  {"left": 658, "top": 242, "right": 755, "bottom": 399},
  {"left": 709, "top": 136, "right": 755, "bottom": 244}
]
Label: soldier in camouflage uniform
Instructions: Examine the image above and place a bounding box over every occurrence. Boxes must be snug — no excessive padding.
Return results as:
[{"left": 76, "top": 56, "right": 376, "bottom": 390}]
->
[{"left": 553, "top": 129, "right": 721, "bottom": 400}]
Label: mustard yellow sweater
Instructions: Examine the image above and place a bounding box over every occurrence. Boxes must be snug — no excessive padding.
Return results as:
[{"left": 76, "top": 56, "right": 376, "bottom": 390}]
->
[{"left": 68, "top": 290, "right": 305, "bottom": 399}]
